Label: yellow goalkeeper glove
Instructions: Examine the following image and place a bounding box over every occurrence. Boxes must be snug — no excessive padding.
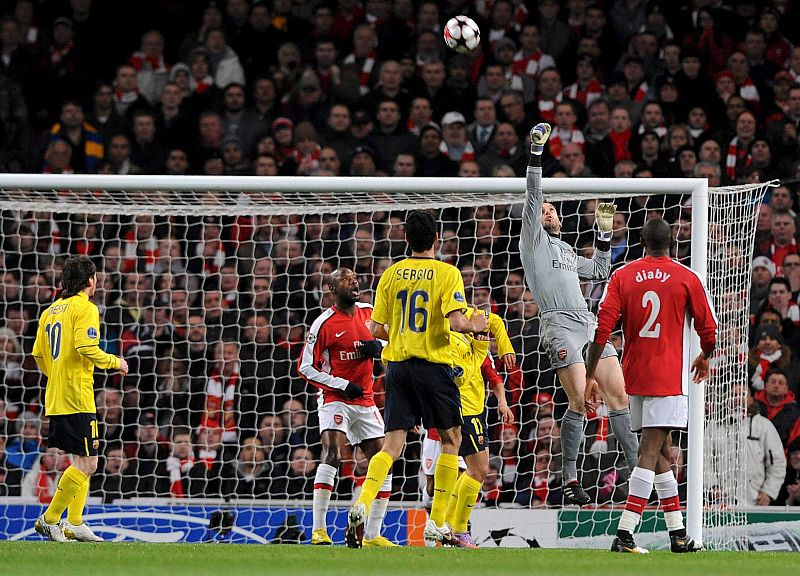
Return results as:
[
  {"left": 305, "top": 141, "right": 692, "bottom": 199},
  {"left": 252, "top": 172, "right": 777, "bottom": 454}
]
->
[
  {"left": 595, "top": 202, "right": 616, "bottom": 241},
  {"left": 530, "top": 123, "right": 552, "bottom": 155}
]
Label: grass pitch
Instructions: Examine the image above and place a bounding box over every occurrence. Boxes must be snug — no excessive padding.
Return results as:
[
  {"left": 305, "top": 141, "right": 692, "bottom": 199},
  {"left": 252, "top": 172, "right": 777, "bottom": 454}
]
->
[{"left": 1, "top": 541, "right": 794, "bottom": 576}]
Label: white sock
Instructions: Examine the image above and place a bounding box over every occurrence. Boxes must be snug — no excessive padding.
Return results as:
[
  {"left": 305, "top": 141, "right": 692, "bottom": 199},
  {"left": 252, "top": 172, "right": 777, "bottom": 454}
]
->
[
  {"left": 365, "top": 474, "right": 392, "bottom": 540},
  {"left": 618, "top": 467, "right": 655, "bottom": 534},
  {"left": 421, "top": 477, "right": 433, "bottom": 511},
  {"left": 312, "top": 463, "right": 337, "bottom": 531},
  {"left": 654, "top": 471, "right": 684, "bottom": 531}
]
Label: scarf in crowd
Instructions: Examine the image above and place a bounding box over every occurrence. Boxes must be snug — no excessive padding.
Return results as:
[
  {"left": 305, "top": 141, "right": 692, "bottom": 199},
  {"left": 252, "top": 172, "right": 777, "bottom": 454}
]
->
[
  {"left": 631, "top": 81, "right": 649, "bottom": 102},
  {"left": 549, "top": 127, "right": 586, "bottom": 160},
  {"left": 49, "top": 42, "right": 73, "bottom": 65},
  {"left": 537, "top": 93, "right": 563, "bottom": 123},
  {"left": 638, "top": 124, "right": 667, "bottom": 138},
  {"left": 512, "top": 50, "right": 546, "bottom": 78},
  {"left": 738, "top": 78, "right": 760, "bottom": 109},
  {"left": 166, "top": 454, "right": 196, "bottom": 497},
  {"left": 609, "top": 129, "right": 632, "bottom": 162},
  {"left": 35, "top": 470, "right": 59, "bottom": 503},
  {"left": 114, "top": 88, "right": 140, "bottom": 106},
  {"left": 292, "top": 143, "right": 322, "bottom": 172},
  {"left": 193, "top": 239, "right": 226, "bottom": 275},
  {"left": 202, "top": 368, "right": 239, "bottom": 434},
  {"left": 343, "top": 51, "right": 376, "bottom": 95},
  {"left": 123, "top": 230, "right": 158, "bottom": 273},
  {"left": 752, "top": 349, "right": 782, "bottom": 390},
  {"left": 439, "top": 140, "right": 476, "bottom": 162},
  {"left": 564, "top": 79, "right": 603, "bottom": 108},
  {"left": 726, "top": 136, "right": 752, "bottom": 181},
  {"left": 129, "top": 51, "right": 170, "bottom": 73},
  {"left": 190, "top": 74, "right": 214, "bottom": 94}
]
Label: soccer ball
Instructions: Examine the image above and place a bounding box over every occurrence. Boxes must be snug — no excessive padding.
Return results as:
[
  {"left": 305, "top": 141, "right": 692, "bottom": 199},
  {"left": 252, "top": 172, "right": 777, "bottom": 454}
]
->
[{"left": 443, "top": 15, "right": 481, "bottom": 54}]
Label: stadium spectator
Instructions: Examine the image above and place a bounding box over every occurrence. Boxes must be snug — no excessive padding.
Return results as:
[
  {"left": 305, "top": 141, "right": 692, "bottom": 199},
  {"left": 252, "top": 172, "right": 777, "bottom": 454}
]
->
[
  {"left": 22, "top": 447, "right": 70, "bottom": 503},
  {"left": 222, "top": 436, "right": 273, "bottom": 498},
  {"left": 5, "top": 411, "right": 43, "bottom": 472},
  {"left": 753, "top": 368, "right": 800, "bottom": 447},
  {"left": 89, "top": 443, "right": 136, "bottom": 503},
  {"left": 271, "top": 446, "right": 317, "bottom": 499},
  {"left": 778, "top": 438, "right": 800, "bottom": 505},
  {"left": 0, "top": 432, "right": 24, "bottom": 496}
]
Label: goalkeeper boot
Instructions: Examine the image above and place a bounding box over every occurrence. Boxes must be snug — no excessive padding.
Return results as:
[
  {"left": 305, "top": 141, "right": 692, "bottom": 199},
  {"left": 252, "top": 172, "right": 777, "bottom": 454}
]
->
[
  {"left": 455, "top": 532, "right": 479, "bottom": 549},
  {"left": 62, "top": 521, "right": 104, "bottom": 542},
  {"left": 363, "top": 535, "right": 399, "bottom": 547},
  {"left": 670, "top": 534, "right": 702, "bottom": 553},
  {"left": 345, "top": 502, "right": 366, "bottom": 548},
  {"left": 424, "top": 519, "right": 461, "bottom": 547},
  {"left": 611, "top": 532, "right": 649, "bottom": 554},
  {"left": 562, "top": 480, "right": 591, "bottom": 505},
  {"left": 34, "top": 515, "right": 69, "bottom": 543},
  {"left": 310, "top": 528, "right": 332, "bottom": 545}
]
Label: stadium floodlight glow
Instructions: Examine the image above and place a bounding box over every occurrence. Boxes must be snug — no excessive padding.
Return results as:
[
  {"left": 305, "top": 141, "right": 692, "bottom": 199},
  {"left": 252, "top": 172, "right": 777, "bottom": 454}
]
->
[{"left": 0, "top": 174, "right": 773, "bottom": 549}]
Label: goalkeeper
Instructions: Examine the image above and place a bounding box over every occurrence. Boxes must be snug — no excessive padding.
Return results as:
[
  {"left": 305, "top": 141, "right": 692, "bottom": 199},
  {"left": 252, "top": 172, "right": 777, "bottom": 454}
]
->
[{"left": 520, "top": 123, "right": 639, "bottom": 505}]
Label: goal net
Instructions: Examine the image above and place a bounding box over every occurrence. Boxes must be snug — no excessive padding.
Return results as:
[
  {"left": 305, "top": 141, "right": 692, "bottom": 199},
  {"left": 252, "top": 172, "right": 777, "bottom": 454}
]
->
[{"left": 0, "top": 175, "right": 770, "bottom": 548}]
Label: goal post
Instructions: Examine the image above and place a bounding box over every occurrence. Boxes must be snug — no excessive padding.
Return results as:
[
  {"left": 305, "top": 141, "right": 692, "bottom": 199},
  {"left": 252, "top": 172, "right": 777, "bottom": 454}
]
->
[{"left": 0, "top": 174, "right": 772, "bottom": 548}]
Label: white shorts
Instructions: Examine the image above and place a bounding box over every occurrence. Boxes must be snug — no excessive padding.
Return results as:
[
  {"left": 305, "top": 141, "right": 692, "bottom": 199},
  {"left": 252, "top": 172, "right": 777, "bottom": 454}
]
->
[
  {"left": 420, "top": 435, "right": 467, "bottom": 475},
  {"left": 629, "top": 395, "right": 688, "bottom": 432},
  {"left": 318, "top": 401, "right": 385, "bottom": 446}
]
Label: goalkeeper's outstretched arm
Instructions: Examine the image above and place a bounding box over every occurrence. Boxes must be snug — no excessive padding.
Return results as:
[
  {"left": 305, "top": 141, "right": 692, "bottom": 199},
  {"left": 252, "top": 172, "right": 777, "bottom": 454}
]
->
[
  {"left": 576, "top": 202, "right": 615, "bottom": 281},
  {"left": 521, "top": 123, "right": 551, "bottom": 249}
]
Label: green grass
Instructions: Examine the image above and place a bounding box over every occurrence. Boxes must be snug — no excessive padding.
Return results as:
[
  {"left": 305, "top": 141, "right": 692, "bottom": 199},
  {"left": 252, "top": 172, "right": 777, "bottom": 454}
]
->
[{"left": 0, "top": 542, "right": 796, "bottom": 576}]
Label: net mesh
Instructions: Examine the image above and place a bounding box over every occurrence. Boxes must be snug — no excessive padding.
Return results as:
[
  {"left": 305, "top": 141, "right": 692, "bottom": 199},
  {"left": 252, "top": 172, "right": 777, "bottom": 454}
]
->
[{"left": 0, "top": 179, "right": 769, "bottom": 547}]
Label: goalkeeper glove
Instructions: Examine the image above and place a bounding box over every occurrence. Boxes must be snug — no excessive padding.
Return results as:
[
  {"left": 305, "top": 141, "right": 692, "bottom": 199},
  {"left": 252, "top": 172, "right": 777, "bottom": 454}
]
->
[
  {"left": 595, "top": 202, "right": 616, "bottom": 241},
  {"left": 343, "top": 381, "right": 364, "bottom": 400},
  {"left": 530, "top": 122, "right": 552, "bottom": 155},
  {"left": 358, "top": 339, "right": 383, "bottom": 359}
]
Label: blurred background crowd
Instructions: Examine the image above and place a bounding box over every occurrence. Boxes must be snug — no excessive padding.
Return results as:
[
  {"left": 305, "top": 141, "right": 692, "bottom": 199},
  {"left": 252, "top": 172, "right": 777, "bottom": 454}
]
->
[{"left": 1, "top": 0, "right": 800, "bottom": 509}]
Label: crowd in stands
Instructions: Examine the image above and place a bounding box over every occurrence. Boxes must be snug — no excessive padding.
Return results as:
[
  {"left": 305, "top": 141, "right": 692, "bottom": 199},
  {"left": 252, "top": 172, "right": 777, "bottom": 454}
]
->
[{"left": 1, "top": 0, "right": 800, "bottom": 507}]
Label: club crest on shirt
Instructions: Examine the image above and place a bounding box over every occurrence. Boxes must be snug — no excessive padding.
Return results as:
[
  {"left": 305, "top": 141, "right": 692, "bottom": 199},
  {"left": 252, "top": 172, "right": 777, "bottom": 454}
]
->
[
  {"left": 87, "top": 327, "right": 98, "bottom": 339},
  {"left": 425, "top": 458, "right": 433, "bottom": 470},
  {"left": 558, "top": 349, "right": 567, "bottom": 361},
  {"left": 92, "top": 439, "right": 99, "bottom": 449},
  {"left": 333, "top": 414, "right": 343, "bottom": 425}
]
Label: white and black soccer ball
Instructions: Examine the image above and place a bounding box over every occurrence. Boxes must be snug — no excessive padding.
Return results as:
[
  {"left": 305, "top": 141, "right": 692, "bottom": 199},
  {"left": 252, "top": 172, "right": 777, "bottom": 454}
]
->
[{"left": 443, "top": 15, "right": 481, "bottom": 54}]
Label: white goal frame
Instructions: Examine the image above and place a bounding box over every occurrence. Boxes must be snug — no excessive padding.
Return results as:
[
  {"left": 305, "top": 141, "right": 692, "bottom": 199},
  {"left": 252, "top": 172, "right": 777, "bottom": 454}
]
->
[{"left": 0, "top": 174, "right": 713, "bottom": 542}]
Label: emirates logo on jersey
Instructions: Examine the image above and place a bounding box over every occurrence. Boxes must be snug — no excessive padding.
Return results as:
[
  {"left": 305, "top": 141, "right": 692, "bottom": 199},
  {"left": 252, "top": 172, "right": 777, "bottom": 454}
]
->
[{"left": 334, "top": 414, "right": 343, "bottom": 425}]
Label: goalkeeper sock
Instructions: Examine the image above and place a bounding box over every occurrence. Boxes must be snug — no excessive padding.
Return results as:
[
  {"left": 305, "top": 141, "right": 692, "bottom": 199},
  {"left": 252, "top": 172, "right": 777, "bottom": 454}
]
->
[
  {"left": 44, "top": 466, "right": 88, "bottom": 525},
  {"left": 312, "top": 463, "right": 337, "bottom": 531},
  {"left": 364, "top": 475, "right": 392, "bottom": 540},
  {"left": 445, "top": 473, "right": 466, "bottom": 526},
  {"left": 609, "top": 408, "right": 640, "bottom": 474},
  {"left": 356, "top": 451, "right": 393, "bottom": 511},
  {"left": 654, "top": 471, "right": 685, "bottom": 534},
  {"left": 430, "top": 452, "right": 459, "bottom": 526},
  {"left": 561, "top": 410, "right": 585, "bottom": 482},
  {"left": 451, "top": 474, "right": 481, "bottom": 534},
  {"left": 66, "top": 473, "right": 90, "bottom": 526},
  {"left": 618, "top": 467, "right": 655, "bottom": 535}
]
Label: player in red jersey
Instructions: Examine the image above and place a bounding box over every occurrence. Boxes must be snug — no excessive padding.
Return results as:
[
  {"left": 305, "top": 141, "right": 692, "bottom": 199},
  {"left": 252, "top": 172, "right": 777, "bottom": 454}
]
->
[
  {"left": 585, "top": 218, "right": 718, "bottom": 554},
  {"left": 298, "top": 268, "right": 396, "bottom": 547}
]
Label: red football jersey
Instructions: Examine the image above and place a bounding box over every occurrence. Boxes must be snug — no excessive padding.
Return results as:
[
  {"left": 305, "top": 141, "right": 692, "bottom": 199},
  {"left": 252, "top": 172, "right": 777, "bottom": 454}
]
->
[
  {"left": 594, "top": 256, "right": 718, "bottom": 397},
  {"left": 298, "top": 302, "right": 376, "bottom": 406}
]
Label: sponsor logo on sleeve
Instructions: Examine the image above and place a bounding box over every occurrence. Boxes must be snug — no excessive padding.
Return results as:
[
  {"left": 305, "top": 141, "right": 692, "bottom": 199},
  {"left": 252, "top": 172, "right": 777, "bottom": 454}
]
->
[
  {"left": 87, "top": 327, "right": 98, "bottom": 339},
  {"left": 306, "top": 333, "right": 316, "bottom": 345},
  {"left": 454, "top": 291, "right": 465, "bottom": 302}
]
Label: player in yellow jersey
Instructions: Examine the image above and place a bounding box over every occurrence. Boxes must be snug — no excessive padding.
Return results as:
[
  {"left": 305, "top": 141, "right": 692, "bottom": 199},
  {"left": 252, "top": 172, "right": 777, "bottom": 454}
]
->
[
  {"left": 346, "top": 210, "right": 488, "bottom": 548},
  {"left": 445, "top": 307, "right": 516, "bottom": 548},
  {"left": 31, "top": 256, "right": 128, "bottom": 542}
]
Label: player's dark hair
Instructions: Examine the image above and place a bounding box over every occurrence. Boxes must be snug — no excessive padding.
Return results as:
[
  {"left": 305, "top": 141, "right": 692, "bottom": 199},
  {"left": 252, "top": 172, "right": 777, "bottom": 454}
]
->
[
  {"left": 640, "top": 218, "right": 671, "bottom": 254},
  {"left": 61, "top": 255, "right": 96, "bottom": 298},
  {"left": 405, "top": 209, "right": 437, "bottom": 253}
]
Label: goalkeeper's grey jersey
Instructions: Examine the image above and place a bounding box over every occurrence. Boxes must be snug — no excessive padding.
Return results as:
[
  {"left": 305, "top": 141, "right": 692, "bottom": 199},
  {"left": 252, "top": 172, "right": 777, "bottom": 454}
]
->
[{"left": 520, "top": 165, "right": 611, "bottom": 315}]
